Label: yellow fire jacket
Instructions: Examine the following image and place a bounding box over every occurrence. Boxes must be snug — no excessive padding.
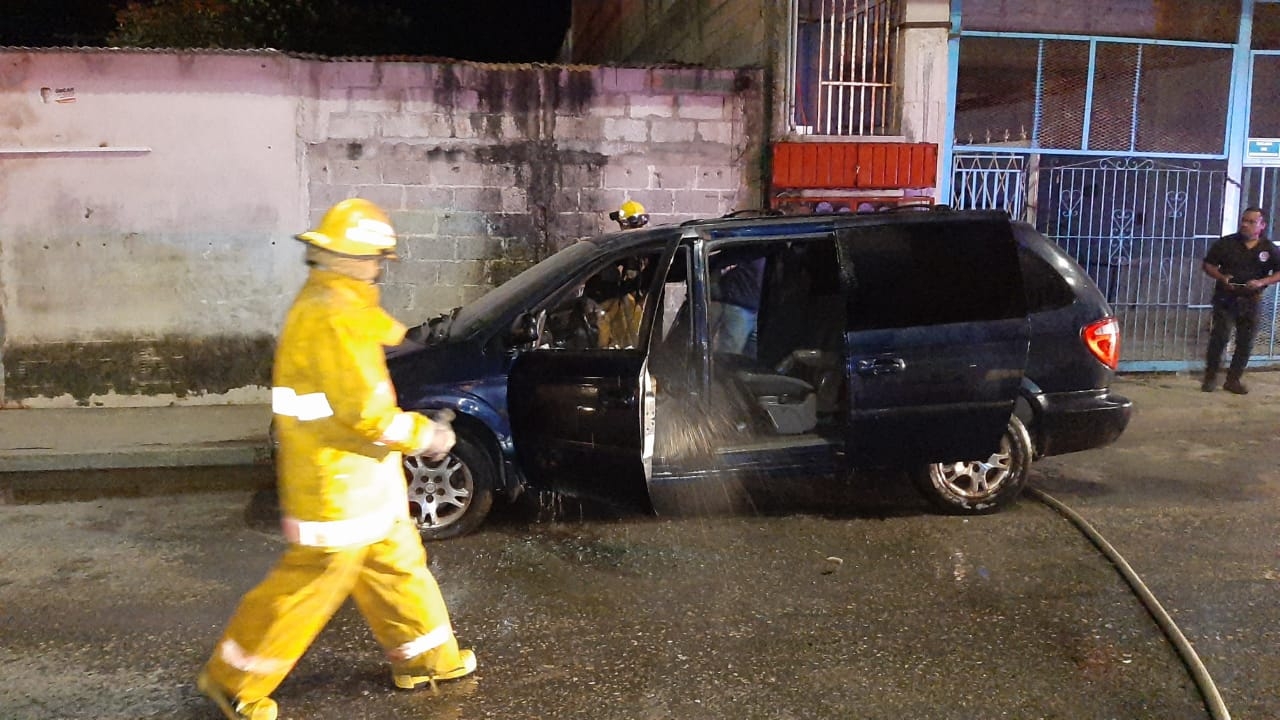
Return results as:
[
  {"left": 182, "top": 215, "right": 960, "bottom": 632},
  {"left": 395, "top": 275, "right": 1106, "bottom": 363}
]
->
[
  {"left": 271, "top": 269, "right": 435, "bottom": 548},
  {"left": 597, "top": 294, "right": 644, "bottom": 349}
]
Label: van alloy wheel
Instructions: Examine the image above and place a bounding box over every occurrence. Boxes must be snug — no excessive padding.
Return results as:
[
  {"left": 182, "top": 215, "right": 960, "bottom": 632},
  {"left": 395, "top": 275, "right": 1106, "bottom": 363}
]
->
[
  {"left": 404, "top": 432, "right": 495, "bottom": 540},
  {"left": 914, "top": 415, "right": 1033, "bottom": 514}
]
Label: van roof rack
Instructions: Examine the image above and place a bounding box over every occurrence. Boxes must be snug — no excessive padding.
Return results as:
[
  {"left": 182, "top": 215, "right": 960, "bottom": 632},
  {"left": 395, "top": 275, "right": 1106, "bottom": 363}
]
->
[
  {"left": 888, "top": 202, "right": 951, "bottom": 213},
  {"left": 720, "top": 208, "right": 785, "bottom": 219}
]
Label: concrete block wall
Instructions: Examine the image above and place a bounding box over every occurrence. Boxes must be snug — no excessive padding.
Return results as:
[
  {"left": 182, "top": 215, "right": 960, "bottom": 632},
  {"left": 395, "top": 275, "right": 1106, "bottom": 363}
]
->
[
  {"left": 566, "top": 0, "right": 952, "bottom": 182},
  {"left": 300, "top": 61, "right": 765, "bottom": 328},
  {"left": 0, "top": 49, "right": 764, "bottom": 405}
]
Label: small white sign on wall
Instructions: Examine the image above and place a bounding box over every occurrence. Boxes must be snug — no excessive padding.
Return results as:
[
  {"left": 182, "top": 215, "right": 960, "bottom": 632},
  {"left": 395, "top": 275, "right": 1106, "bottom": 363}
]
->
[
  {"left": 39, "top": 87, "right": 76, "bottom": 104},
  {"left": 1247, "top": 138, "right": 1280, "bottom": 166}
]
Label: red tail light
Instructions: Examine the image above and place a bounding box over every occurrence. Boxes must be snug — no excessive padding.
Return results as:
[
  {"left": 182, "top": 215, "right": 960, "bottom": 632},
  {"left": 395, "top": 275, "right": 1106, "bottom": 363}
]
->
[{"left": 1082, "top": 317, "right": 1121, "bottom": 370}]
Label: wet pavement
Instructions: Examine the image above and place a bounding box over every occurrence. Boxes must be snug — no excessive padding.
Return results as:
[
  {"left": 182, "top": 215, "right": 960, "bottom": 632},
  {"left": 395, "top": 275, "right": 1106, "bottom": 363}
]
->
[
  {"left": 1032, "top": 371, "right": 1280, "bottom": 720},
  {"left": 1, "top": 371, "right": 1279, "bottom": 719}
]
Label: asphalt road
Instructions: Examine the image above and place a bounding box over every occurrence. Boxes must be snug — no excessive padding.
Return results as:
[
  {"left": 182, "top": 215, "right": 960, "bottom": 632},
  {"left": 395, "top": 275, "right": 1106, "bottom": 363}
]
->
[
  {"left": 0, "top": 372, "right": 1277, "bottom": 720},
  {"left": 1031, "top": 372, "right": 1280, "bottom": 720}
]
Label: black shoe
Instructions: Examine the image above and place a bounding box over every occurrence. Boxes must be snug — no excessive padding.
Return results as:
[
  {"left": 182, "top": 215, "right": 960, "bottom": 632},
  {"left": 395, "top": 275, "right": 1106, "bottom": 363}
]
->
[
  {"left": 1224, "top": 379, "right": 1249, "bottom": 395},
  {"left": 1201, "top": 379, "right": 1216, "bottom": 392}
]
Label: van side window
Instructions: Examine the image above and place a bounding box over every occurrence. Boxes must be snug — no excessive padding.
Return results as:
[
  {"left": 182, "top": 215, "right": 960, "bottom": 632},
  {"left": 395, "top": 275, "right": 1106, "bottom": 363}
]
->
[
  {"left": 586, "top": 252, "right": 661, "bottom": 349},
  {"left": 650, "top": 246, "right": 695, "bottom": 382},
  {"left": 841, "top": 219, "right": 1026, "bottom": 331}
]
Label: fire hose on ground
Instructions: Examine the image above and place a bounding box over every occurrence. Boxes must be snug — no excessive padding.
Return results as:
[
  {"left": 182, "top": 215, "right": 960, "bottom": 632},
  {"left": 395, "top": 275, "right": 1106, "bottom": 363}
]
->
[{"left": 1027, "top": 487, "right": 1231, "bottom": 720}]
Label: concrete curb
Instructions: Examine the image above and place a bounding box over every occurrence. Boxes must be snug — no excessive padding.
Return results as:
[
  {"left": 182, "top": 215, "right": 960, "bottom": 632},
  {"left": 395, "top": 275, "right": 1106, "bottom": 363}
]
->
[
  {"left": 0, "top": 404, "right": 273, "bottom": 474},
  {"left": 0, "top": 444, "right": 271, "bottom": 473}
]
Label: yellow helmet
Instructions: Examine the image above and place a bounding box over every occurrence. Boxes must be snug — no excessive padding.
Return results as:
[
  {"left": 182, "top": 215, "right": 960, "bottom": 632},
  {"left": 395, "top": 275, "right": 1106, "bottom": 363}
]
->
[
  {"left": 297, "top": 198, "right": 398, "bottom": 258},
  {"left": 609, "top": 199, "right": 649, "bottom": 229}
]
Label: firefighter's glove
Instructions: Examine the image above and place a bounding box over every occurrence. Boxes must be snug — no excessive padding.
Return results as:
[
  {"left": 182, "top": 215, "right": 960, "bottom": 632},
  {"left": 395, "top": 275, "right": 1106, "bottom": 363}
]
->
[{"left": 416, "top": 411, "right": 456, "bottom": 460}]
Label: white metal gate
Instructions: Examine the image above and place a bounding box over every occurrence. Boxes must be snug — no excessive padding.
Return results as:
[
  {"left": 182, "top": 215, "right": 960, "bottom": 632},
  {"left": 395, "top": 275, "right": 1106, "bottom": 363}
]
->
[{"left": 952, "top": 153, "right": 1248, "bottom": 372}]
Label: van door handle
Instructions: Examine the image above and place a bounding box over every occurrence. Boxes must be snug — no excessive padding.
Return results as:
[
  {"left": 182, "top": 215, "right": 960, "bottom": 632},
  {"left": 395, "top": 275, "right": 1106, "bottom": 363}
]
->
[
  {"left": 855, "top": 357, "right": 906, "bottom": 376},
  {"left": 598, "top": 389, "right": 637, "bottom": 408}
]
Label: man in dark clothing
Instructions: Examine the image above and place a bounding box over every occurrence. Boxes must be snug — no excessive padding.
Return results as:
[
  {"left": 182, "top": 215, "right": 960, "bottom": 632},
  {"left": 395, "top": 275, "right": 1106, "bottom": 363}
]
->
[
  {"left": 1201, "top": 207, "right": 1280, "bottom": 394},
  {"left": 711, "top": 255, "right": 765, "bottom": 357}
]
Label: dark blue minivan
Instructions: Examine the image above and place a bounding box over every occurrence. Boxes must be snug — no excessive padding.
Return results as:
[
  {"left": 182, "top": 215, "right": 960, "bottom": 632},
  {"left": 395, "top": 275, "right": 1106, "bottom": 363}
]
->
[{"left": 385, "top": 208, "right": 1131, "bottom": 539}]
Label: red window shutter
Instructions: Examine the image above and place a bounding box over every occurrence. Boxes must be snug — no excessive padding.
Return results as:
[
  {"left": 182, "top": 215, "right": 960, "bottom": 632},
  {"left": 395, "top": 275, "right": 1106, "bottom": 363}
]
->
[{"left": 772, "top": 142, "right": 937, "bottom": 190}]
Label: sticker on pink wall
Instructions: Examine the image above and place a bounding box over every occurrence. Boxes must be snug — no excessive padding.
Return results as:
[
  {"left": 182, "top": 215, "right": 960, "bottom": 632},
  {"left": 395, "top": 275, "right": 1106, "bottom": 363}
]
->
[{"left": 39, "top": 87, "right": 77, "bottom": 104}]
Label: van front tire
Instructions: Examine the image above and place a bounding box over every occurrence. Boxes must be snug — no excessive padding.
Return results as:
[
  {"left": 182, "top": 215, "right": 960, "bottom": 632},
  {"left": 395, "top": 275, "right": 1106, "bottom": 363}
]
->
[{"left": 405, "top": 431, "right": 496, "bottom": 540}]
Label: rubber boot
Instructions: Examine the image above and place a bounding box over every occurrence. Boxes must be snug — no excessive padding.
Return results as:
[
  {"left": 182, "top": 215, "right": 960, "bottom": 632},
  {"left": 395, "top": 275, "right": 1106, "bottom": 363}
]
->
[
  {"left": 197, "top": 671, "right": 278, "bottom": 720},
  {"left": 391, "top": 648, "right": 477, "bottom": 691}
]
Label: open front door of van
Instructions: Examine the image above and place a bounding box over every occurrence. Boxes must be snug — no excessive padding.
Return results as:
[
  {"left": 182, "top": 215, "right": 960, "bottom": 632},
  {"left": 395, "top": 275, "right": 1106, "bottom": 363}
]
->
[
  {"left": 507, "top": 352, "right": 656, "bottom": 512},
  {"left": 506, "top": 234, "right": 680, "bottom": 514}
]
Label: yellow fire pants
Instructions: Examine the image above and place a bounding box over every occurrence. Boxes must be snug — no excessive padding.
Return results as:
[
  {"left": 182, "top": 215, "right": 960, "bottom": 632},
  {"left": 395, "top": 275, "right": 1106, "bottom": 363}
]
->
[{"left": 202, "top": 517, "right": 463, "bottom": 703}]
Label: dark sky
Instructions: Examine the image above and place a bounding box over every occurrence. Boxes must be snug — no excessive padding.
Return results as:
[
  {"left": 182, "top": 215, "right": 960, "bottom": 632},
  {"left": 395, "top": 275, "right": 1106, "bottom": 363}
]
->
[
  {"left": 4, "top": 0, "right": 121, "bottom": 47},
  {"left": 418, "top": 0, "right": 573, "bottom": 62},
  {"left": 2, "top": 0, "right": 573, "bottom": 62}
]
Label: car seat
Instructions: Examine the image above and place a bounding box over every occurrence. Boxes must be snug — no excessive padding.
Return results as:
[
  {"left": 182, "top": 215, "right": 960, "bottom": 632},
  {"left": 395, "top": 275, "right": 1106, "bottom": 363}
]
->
[
  {"left": 733, "top": 367, "right": 817, "bottom": 435},
  {"left": 775, "top": 348, "right": 843, "bottom": 419}
]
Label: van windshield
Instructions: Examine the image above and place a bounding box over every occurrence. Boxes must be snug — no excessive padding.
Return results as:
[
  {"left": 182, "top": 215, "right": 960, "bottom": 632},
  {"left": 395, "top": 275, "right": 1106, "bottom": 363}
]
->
[{"left": 449, "top": 241, "right": 603, "bottom": 339}]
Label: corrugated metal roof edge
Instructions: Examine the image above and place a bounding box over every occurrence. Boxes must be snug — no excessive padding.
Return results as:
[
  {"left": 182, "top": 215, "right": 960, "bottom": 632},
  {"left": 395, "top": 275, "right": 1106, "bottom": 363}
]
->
[{"left": 0, "top": 45, "right": 746, "bottom": 72}]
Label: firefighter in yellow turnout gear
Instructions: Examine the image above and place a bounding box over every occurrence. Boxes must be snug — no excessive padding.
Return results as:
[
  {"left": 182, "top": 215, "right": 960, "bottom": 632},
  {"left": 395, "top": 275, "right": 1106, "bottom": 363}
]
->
[{"left": 197, "top": 199, "right": 476, "bottom": 720}]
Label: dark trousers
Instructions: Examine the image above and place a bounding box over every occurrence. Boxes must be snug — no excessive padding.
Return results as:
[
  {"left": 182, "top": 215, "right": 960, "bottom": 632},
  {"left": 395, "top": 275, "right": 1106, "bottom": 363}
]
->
[{"left": 1205, "top": 298, "right": 1259, "bottom": 381}]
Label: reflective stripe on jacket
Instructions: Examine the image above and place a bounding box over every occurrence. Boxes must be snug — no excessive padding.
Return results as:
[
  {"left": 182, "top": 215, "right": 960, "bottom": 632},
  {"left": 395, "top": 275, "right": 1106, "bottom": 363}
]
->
[
  {"left": 280, "top": 495, "right": 403, "bottom": 548},
  {"left": 272, "top": 269, "right": 436, "bottom": 544}
]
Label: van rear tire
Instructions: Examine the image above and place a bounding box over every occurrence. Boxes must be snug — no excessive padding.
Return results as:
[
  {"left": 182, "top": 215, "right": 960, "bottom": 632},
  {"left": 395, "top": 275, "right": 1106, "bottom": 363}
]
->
[{"left": 913, "top": 415, "right": 1032, "bottom": 514}]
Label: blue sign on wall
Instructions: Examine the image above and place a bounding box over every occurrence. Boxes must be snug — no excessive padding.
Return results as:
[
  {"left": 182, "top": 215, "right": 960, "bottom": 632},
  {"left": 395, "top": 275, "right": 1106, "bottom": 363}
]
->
[{"left": 1247, "top": 139, "right": 1280, "bottom": 165}]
